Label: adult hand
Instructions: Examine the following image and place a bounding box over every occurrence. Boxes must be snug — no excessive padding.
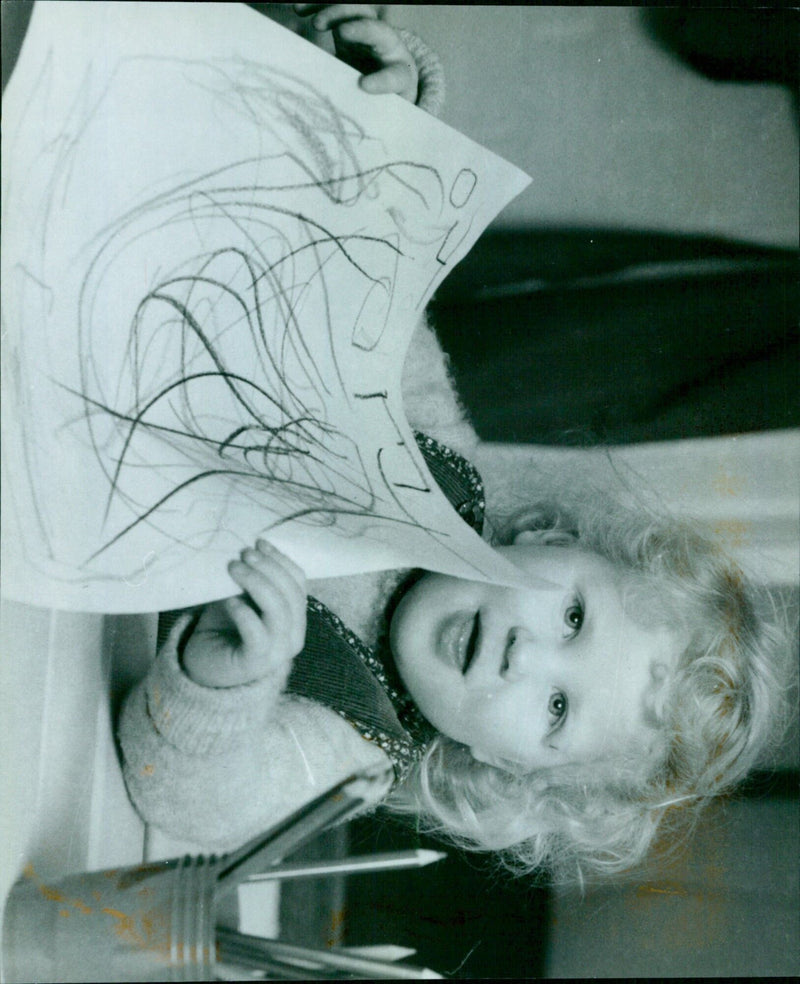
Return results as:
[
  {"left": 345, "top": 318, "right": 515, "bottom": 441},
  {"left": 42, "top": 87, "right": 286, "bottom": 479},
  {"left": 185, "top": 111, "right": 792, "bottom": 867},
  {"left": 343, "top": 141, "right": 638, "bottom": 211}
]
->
[{"left": 294, "top": 4, "right": 419, "bottom": 103}]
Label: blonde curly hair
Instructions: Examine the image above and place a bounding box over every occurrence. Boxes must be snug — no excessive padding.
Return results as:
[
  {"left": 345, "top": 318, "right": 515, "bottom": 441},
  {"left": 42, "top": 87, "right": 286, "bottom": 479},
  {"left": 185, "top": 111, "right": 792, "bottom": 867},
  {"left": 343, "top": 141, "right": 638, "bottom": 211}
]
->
[{"left": 386, "top": 467, "right": 793, "bottom": 884}]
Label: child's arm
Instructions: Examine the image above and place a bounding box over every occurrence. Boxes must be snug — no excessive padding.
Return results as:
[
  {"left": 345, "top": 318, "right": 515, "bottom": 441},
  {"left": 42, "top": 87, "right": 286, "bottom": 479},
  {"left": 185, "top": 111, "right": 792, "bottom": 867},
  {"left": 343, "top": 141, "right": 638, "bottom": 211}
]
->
[
  {"left": 294, "top": 4, "right": 445, "bottom": 114},
  {"left": 119, "top": 666, "right": 390, "bottom": 849},
  {"left": 119, "top": 539, "right": 309, "bottom": 796},
  {"left": 118, "top": 540, "right": 390, "bottom": 848}
]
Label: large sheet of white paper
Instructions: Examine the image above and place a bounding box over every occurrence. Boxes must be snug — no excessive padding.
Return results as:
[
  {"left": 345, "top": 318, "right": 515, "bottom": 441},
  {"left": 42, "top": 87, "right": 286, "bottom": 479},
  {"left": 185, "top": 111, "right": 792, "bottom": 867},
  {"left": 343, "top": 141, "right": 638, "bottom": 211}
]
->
[{"left": 1, "top": 2, "right": 533, "bottom": 613}]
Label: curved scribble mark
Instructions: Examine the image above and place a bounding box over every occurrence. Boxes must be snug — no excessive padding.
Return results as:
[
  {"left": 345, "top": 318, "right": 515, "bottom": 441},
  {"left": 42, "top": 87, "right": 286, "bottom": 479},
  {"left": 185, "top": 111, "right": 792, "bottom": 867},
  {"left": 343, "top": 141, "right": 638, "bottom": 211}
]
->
[
  {"left": 449, "top": 168, "right": 477, "bottom": 209},
  {"left": 41, "top": 54, "right": 470, "bottom": 587}
]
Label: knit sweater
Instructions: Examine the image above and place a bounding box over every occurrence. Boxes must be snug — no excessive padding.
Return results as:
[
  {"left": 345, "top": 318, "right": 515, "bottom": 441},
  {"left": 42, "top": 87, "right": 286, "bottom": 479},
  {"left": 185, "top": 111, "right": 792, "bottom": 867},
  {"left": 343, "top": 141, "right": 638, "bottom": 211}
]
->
[{"left": 118, "top": 315, "right": 481, "bottom": 849}]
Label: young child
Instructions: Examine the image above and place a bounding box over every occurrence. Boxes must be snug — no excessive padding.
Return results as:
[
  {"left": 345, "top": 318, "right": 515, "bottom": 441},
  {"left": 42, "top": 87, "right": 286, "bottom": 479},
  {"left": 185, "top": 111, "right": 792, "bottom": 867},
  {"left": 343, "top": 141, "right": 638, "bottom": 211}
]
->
[{"left": 118, "top": 6, "right": 790, "bottom": 882}]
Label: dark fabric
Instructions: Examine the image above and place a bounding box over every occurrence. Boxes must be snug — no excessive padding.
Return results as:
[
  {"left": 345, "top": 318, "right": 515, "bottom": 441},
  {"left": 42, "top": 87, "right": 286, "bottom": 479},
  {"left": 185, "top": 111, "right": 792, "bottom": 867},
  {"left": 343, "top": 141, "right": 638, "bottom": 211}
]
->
[
  {"left": 287, "top": 597, "right": 423, "bottom": 780},
  {"left": 285, "top": 431, "right": 485, "bottom": 782},
  {"left": 431, "top": 230, "right": 799, "bottom": 445}
]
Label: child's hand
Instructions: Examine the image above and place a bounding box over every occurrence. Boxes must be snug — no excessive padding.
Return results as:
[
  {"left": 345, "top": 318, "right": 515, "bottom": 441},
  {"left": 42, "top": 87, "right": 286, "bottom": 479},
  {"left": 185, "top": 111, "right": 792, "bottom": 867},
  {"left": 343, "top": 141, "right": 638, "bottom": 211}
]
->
[
  {"left": 294, "top": 4, "right": 419, "bottom": 104},
  {"left": 181, "top": 540, "right": 307, "bottom": 689}
]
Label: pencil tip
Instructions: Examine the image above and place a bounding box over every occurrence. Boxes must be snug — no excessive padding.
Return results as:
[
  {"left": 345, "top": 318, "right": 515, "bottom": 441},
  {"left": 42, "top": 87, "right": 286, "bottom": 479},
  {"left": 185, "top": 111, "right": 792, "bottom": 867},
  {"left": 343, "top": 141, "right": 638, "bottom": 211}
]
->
[{"left": 416, "top": 848, "right": 448, "bottom": 866}]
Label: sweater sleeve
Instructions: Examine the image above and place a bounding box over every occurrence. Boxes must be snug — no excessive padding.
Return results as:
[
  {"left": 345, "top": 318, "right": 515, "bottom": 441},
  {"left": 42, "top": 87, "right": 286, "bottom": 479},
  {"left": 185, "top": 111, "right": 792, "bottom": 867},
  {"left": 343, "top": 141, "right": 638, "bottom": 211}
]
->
[
  {"left": 120, "top": 614, "right": 285, "bottom": 754},
  {"left": 117, "top": 617, "right": 391, "bottom": 848}
]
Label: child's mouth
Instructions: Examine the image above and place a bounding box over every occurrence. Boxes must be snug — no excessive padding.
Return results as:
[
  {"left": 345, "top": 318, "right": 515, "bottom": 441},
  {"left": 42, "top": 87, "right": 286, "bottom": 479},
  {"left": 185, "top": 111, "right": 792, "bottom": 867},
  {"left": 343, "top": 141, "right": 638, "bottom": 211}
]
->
[
  {"left": 439, "top": 610, "right": 480, "bottom": 673},
  {"left": 462, "top": 611, "right": 480, "bottom": 675}
]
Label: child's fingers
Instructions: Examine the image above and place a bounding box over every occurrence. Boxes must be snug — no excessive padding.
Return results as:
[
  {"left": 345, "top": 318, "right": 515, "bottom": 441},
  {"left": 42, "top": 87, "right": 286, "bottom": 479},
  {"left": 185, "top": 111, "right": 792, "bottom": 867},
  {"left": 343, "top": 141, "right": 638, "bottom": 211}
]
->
[
  {"left": 222, "top": 594, "right": 271, "bottom": 657},
  {"left": 229, "top": 541, "right": 306, "bottom": 599},
  {"left": 254, "top": 538, "right": 307, "bottom": 592},
  {"left": 228, "top": 552, "right": 307, "bottom": 653},
  {"left": 227, "top": 566, "right": 301, "bottom": 658},
  {"left": 229, "top": 554, "right": 304, "bottom": 623},
  {"left": 248, "top": 542, "right": 308, "bottom": 623}
]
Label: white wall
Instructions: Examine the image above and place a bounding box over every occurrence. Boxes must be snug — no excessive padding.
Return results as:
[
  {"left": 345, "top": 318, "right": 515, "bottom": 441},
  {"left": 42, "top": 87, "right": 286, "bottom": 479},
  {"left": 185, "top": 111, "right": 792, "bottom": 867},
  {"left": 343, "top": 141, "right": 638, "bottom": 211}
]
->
[{"left": 389, "top": 5, "right": 798, "bottom": 247}]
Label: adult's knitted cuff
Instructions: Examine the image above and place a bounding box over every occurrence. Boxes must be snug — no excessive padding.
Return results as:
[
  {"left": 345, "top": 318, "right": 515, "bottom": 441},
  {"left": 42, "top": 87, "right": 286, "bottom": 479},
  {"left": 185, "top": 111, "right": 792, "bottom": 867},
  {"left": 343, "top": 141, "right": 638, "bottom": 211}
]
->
[{"left": 400, "top": 28, "right": 446, "bottom": 117}]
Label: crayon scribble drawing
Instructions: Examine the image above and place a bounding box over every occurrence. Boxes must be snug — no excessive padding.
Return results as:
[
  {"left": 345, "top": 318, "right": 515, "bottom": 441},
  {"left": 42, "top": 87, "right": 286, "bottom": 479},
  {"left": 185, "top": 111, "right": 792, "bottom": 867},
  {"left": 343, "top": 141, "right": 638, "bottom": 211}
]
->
[{"left": 1, "top": 2, "right": 531, "bottom": 612}]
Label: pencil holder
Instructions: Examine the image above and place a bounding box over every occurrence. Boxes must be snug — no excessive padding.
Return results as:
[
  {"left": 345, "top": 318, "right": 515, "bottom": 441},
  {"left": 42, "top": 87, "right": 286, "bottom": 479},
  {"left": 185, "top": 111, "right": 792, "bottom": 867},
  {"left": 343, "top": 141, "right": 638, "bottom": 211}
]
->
[{"left": 1, "top": 854, "right": 217, "bottom": 982}]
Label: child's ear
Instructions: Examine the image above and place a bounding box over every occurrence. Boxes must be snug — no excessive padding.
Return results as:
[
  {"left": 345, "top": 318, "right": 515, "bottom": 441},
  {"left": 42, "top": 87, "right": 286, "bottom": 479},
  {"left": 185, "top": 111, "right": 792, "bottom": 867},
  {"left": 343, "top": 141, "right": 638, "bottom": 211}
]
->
[
  {"left": 513, "top": 529, "right": 576, "bottom": 548},
  {"left": 642, "top": 660, "right": 673, "bottom": 727}
]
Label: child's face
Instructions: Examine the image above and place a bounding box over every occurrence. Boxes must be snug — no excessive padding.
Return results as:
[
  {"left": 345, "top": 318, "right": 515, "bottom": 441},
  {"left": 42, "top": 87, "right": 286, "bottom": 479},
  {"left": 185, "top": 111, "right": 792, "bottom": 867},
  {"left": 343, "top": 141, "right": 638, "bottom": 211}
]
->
[{"left": 389, "top": 543, "right": 680, "bottom": 773}]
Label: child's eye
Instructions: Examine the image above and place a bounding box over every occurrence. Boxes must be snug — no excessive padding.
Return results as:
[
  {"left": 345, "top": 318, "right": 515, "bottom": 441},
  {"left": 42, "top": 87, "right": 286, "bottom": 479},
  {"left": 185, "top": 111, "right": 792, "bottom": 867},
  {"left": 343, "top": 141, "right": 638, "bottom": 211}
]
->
[
  {"left": 563, "top": 598, "right": 584, "bottom": 637},
  {"left": 548, "top": 690, "right": 568, "bottom": 727}
]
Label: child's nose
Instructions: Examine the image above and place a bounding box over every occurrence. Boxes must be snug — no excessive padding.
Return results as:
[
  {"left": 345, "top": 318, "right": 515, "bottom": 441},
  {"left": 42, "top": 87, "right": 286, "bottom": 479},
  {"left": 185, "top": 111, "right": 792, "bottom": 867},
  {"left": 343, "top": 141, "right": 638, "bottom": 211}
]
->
[{"left": 500, "top": 626, "right": 546, "bottom": 682}]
